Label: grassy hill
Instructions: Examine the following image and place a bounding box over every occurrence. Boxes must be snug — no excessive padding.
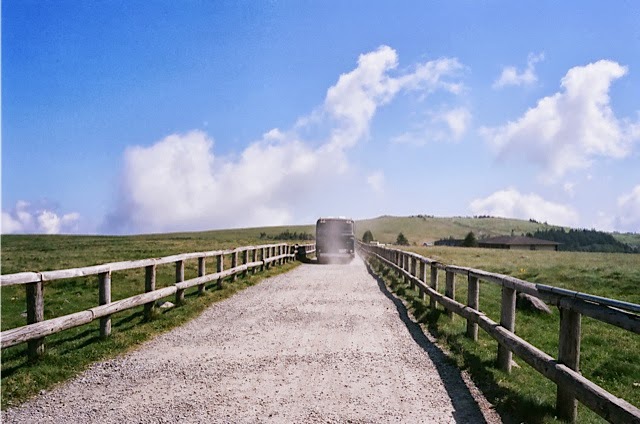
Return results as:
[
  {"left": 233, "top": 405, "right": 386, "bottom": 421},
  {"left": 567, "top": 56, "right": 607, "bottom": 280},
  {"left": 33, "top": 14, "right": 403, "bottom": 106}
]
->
[
  {"left": 354, "top": 215, "right": 640, "bottom": 248},
  {"left": 354, "top": 215, "right": 557, "bottom": 244},
  {"left": 613, "top": 231, "right": 640, "bottom": 249}
]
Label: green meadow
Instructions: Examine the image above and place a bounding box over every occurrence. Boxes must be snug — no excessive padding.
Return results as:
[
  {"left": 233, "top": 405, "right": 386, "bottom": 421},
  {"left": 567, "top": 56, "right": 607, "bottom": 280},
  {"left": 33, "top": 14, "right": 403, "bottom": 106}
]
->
[
  {"left": 1, "top": 216, "right": 638, "bottom": 422},
  {"left": 0, "top": 228, "right": 312, "bottom": 409},
  {"left": 369, "top": 245, "right": 639, "bottom": 423}
]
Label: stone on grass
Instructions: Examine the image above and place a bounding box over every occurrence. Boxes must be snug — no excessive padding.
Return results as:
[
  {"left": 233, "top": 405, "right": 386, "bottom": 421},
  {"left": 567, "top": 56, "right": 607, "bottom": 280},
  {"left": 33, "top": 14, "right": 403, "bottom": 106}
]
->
[{"left": 516, "top": 293, "right": 552, "bottom": 314}]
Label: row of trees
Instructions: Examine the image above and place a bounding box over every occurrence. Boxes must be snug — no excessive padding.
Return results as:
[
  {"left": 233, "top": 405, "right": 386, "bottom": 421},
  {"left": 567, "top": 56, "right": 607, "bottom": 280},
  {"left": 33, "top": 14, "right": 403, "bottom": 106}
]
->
[
  {"left": 259, "top": 230, "right": 314, "bottom": 241},
  {"left": 361, "top": 230, "right": 410, "bottom": 246},
  {"left": 528, "top": 228, "right": 637, "bottom": 253},
  {"left": 434, "top": 232, "right": 478, "bottom": 247}
]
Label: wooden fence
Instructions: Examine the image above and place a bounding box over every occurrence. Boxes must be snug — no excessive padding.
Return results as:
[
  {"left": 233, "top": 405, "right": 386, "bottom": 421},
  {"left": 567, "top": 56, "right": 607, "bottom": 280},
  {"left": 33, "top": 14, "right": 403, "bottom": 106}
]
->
[
  {"left": 358, "top": 241, "right": 640, "bottom": 424},
  {"left": 1, "top": 242, "right": 315, "bottom": 360}
]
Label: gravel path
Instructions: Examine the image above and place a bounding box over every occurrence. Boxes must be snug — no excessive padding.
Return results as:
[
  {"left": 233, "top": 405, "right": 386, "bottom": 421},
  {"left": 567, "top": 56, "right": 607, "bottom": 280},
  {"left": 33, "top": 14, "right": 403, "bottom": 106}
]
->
[{"left": 2, "top": 256, "right": 501, "bottom": 423}]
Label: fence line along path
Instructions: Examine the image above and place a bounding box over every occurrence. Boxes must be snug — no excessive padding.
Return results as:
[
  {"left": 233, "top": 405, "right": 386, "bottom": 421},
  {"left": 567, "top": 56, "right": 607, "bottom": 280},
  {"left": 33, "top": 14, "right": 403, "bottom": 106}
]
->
[
  {"left": 1, "top": 255, "right": 500, "bottom": 424},
  {"left": 358, "top": 242, "right": 640, "bottom": 424},
  {"left": 1, "top": 242, "right": 312, "bottom": 359}
]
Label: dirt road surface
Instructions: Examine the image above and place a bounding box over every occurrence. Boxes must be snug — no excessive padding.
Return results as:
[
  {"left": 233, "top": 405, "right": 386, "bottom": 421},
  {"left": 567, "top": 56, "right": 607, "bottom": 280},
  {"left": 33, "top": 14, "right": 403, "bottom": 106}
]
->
[{"left": 2, "top": 256, "right": 501, "bottom": 423}]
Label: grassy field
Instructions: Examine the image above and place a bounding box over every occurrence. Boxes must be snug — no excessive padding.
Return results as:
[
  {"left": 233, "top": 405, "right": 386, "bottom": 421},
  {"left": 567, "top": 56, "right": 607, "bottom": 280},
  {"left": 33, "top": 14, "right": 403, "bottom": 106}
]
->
[
  {"left": 355, "top": 215, "right": 559, "bottom": 245},
  {"left": 368, "top": 245, "right": 640, "bottom": 423},
  {"left": 0, "top": 227, "right": 313, "bottom": 409},
  {"left": 2, "top": 216, "right": 638, "bottom": 418},
  {"left": 355, "top": 215, "right": 640, "bottom": 248}
]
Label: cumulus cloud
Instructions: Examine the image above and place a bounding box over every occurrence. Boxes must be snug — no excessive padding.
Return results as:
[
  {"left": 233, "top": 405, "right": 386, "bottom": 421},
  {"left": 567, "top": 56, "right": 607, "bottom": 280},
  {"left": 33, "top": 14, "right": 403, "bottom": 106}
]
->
[
  {"left": 367, "top": 171, "right": 385, "bottom": 193},
  {"left": 106, "top": 46, "right": 464, "bottom": 233},
  {"left": 493, "top": 52, "right": 544, "bottom": 88},
  {"left": 392, "top": 106, "right": 471, "bottom": 146},
  {"left": 481, "top": 60, "right": 639, "bottom": 181},
  {"left": 106, "top": 130, "right": 323, "bottom": 232},
  {"left": 615, "top": 184, "right": 640, "bottom": 232},
  {"left": 1, "top": 201, "right": 80, "bottom": 234},
  {"left": 469, "top": 188, "right": 579, "bottom": 227},
  {"left": 323, "top": 45, "right": 463, "bottom": 150},
  {"left": 436, "top": 107, "right": 471, "bottom": 140}
]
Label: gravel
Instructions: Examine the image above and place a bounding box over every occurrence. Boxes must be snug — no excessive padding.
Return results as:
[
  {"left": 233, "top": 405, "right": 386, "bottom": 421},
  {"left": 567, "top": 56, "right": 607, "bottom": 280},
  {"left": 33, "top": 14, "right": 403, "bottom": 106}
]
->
[{"left": 2, "top": 256, "right": 502, "bottom": 423}]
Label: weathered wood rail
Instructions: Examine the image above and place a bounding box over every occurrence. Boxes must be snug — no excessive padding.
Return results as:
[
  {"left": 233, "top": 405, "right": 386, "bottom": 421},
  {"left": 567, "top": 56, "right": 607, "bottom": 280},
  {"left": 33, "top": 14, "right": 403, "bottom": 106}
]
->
[
  {"left": 1, "top": 242, "right": 315, "bottom": 359},
  {"left": 358, "top": 241, "right": 640, "bottom": 424}
]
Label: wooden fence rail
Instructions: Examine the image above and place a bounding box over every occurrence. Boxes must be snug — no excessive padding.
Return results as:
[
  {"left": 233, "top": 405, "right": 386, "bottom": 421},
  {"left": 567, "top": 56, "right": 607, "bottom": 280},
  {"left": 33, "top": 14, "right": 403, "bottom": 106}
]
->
[
  {"left": 1, "top": 243, "right": 315, "bottom": 359},
  {"left": 358, "top": 242, "right": 640, "bottom": 424}
]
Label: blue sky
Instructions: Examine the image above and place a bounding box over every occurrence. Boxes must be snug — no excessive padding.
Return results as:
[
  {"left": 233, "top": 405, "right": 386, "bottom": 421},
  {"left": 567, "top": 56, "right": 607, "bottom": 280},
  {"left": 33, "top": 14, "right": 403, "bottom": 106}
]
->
[{"left": 2, "top": 1, "right": 639, "bottom": 235}]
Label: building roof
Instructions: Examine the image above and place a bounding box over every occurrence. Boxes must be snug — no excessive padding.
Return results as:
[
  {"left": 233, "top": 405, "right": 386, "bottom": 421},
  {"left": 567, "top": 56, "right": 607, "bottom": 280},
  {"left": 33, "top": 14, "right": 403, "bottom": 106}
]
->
[{"left": 479, "top": 236, "right": 560, "bottom": 246}]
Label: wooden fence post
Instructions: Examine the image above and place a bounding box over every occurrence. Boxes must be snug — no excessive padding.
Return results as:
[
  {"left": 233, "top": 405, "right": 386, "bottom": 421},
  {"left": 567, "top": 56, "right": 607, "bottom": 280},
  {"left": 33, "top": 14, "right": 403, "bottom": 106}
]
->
[
  {"left": 98, "top": 271, "right": 111, "bottom": 338},
  {"left": 198, "top": 257, "right": 206, "bottom": 295},
  {"left": 231, "top": 250, "right": 238, "bottom": 281},
  {"left": 26, "top": 279, "right": 45, "bottom": 359},
  {"left": 419, "top": 260, "right": 426, "bottom": 301},
  {"left": 266, "top": 247, "right": 271, "bottom": 270},
  {"left": 498, "top": 286, "right": 516, "bottom": 372},
  {"left": 242, "top": 249, "right": 248, "bottom": 278},
  {"left": 144, "top": 264, "right": 156, "bottom": 320},
  {"left": 445, "top": 270, "right": 455, "bottom": 319},
  {"left": 403, "top": 254, "right": 409, "bottom": 284},
  {"left": 409, "top": 257, "right": 417, "bottom": 291},
  {"left": 175, "top": 260, "right": 185, "bottom": 304},
  {"left": 252, "top": 249, "right": 258, "bottom": 274},
  {"left": 467, "top": 275, "right": 480, "bottom": 341},
  {"left": 261, "top": 247, "right": 266, "bottom": 271},
  {"left": 557, "top": 307, "right": 582, "bottom": 422},
  {"left": 430, "top": 264, "right": 439, "bottom": 310},
  {"left": 216, "top": 254, "right": 224, "bottom": 289}
]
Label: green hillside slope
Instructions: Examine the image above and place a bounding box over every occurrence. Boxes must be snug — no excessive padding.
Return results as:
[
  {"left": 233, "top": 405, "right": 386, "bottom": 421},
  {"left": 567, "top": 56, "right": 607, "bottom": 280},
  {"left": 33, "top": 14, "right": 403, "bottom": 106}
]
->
[{"left": 354, "top": 215, "right": 561, "bottom": 245}]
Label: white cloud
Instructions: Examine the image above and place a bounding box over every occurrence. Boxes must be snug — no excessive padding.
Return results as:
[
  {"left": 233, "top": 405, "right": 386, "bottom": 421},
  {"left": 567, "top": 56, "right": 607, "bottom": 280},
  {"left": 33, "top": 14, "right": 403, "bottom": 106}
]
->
[
  {"left": 615, "top": 184, "right": 640, "bottom": 232},
  {"left": 481, "top": 60, "right": 639, "bottom": 181},
  {"left": 324, "top": 45, "right": 463, "bottom": 151},
  {"left": 1, "top": 201, "right": 81, "bottom": 234},
  {"left": 469, "top": 188, "right": 579, "bottom": 227},
  {"left": 1, "top": 212, "right": 24, "bottom": 234},
  {"left": 594, "top": 211, "right": 615, "bottom": 232},
  {"left": 563, "top": 181, "right": 576, "bottom": 197},
  {"left": 106, "top": 46, "right": 464, "bottom": 233},
  {"left": 392, "top": 106, "right": 471, "bottom": 146},
  {"left": 367, "top": 171, "right": 385, "bottom": 193},
  {"left": 493, "top": 52, "right": 544, "bottom": 88},
  {"left": 437, "top": 107, "right": 471, "bottom": 140}
]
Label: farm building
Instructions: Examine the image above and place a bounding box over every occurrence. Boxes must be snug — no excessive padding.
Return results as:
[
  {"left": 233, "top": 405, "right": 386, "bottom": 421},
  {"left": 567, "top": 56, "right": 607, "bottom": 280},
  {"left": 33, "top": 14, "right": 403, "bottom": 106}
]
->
[{"left": 478, "top": 236, "right": 560, "bottom": 251}]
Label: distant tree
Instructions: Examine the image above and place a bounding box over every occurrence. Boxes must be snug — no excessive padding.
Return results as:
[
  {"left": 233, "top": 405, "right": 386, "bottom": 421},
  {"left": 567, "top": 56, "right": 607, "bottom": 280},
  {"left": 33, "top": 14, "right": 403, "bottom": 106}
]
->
[
  {"left": 362, "top": 230, "right": 374, "bottom": 243},
  {"left": 531, "top": 227, "right": 636, "bottom": 253},
  {"left": 396, "top": 232, "right": 409, "bottom": 246},
  {"left": 261, "top": 230, "right": 315, "bottom": 241},
  {"left": 462, "top": 231, "right": 478, "bottom": 247}
]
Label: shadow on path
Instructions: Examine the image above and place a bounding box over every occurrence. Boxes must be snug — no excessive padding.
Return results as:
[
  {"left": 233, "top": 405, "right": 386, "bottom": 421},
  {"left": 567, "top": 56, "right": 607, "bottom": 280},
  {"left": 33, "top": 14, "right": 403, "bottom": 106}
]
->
[{"left": 365, "top": 261, "right": 501, "bottom": 424}]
